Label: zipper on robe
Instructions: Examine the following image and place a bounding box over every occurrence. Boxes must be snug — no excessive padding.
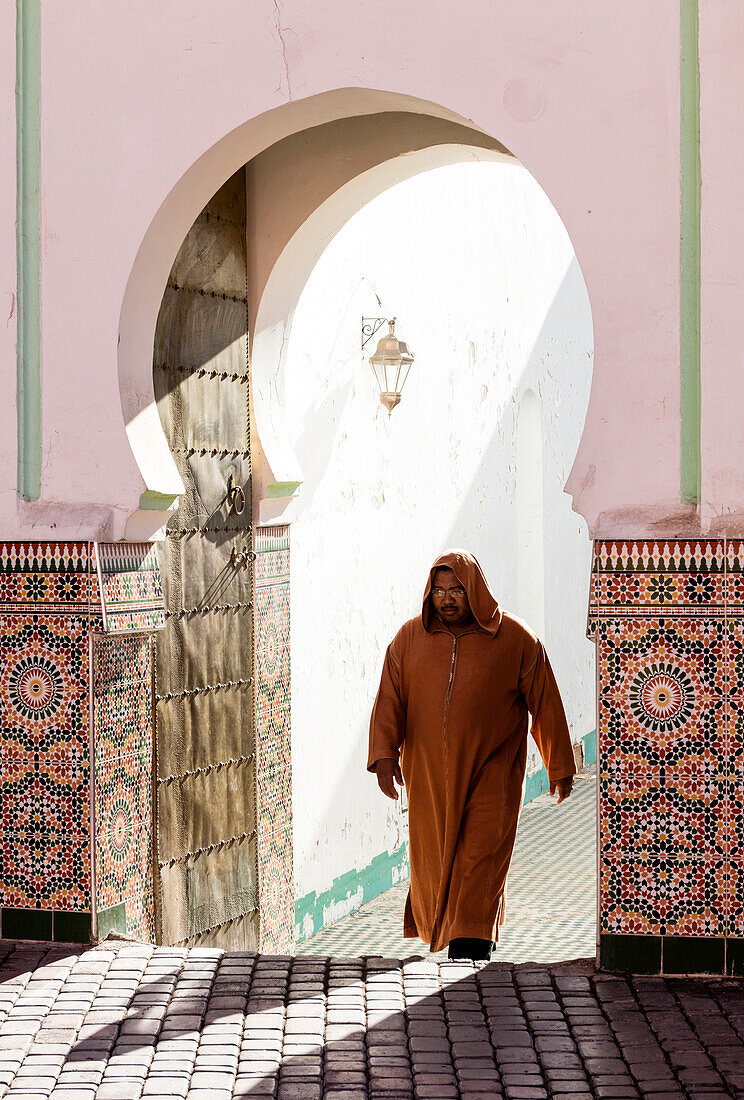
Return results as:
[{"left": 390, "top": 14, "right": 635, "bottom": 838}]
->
[
  {"left": 444, "top": 636, "right": 459, "bottom": 707},
  {"left": 433, "top": 634, "right": 459, "bottom": 949}
]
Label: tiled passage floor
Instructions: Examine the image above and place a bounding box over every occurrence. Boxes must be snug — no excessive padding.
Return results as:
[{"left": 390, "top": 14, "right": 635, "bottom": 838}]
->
[
  {"left": 297, "top": 766, "right": 597, "bottom": 962},
  {"left": 1, "top": 940, "right": 744, "bottom": 1098}
]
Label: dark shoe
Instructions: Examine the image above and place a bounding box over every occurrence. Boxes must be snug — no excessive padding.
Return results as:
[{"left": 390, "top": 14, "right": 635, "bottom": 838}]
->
[{"left": 447, "top": 937, "right": 494, "bottom": 961}]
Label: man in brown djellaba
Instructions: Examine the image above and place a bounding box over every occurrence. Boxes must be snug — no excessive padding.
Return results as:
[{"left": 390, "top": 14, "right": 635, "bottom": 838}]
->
[{"left": 368, "top": 549, "right": 575, "bottom": 961}]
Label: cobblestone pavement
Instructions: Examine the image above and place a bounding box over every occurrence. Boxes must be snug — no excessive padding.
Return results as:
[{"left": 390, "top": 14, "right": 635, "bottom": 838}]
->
[
  {"left": 0, "top": 765, "right": 741, "bottom": 1100},
  {"left": 297, "top": 767, "right": 597, "bottom": 962},
  {"left": 1, "top": 938, "right": 744, "bottom": 1099}
]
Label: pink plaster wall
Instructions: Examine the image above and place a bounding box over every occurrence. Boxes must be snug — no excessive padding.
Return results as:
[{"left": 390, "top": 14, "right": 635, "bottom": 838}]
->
[{"left": 1, "top": 1, "right": 689, "bottom": 536}]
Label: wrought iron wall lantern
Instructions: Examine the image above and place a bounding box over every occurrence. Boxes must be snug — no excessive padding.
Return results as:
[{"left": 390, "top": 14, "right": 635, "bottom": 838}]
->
[{"left": 362, "top": 316, "right": 415, "bottom": 415}]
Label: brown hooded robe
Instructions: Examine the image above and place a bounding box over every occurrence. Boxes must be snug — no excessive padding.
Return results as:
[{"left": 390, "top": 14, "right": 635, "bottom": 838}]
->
[{"left": 368, "top": 550, "right": 576, "bottom": 953}]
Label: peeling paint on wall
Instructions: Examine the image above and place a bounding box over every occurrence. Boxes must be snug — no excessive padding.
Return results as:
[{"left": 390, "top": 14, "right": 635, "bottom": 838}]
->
[{"left": 295, "top": 844, "right": 410, "bottom": 943}]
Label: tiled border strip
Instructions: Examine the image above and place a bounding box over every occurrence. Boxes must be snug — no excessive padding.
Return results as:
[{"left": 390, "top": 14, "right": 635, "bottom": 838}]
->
[{"left": 254, "top": 524, "right": 294, "bottom": 952}]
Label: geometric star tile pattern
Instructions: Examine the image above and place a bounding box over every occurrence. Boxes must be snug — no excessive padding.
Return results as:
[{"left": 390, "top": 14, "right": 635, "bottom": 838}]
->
[
  {"left": 0, "top": 542, "right": 162, "bottom": 940},
  {"left": 0, "top": 545, "right": 94, "bottom": 918},
  {"left": 0, "top": 613, "right": 89, "bottom": 758},
  {"left": 254, "top": 525, "right": 294, "bottom": 954},
  {"left": 95, "top": 541, "right": 165, "bottom": 634},
  {"left": 592, "top": 538, "right": 744, "bottom": 961}
]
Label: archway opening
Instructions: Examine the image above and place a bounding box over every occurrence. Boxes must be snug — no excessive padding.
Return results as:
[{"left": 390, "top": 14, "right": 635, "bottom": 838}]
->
[
  {"left": 277, "top": 159, "right": 595, "bottom": 961},
  {"left": 132, "top": 91, "right": 595, "bottom": 959}
]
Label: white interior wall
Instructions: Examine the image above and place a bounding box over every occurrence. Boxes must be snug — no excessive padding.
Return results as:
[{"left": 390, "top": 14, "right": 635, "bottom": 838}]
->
[
  {"left": 283, "top": 161, "right": 594, "bottom": 904},
  {"left": 517, "top": 389, "right": 546, "bottom": 639}
]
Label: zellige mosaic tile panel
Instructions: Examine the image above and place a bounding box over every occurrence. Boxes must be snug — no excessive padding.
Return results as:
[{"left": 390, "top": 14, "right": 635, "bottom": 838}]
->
[
  {"left": 3, "top": 828, "right": 90, "bottom": 911},
  {"left": 2, "top": 753, "right": 90, "bottom": 835},
  {"left": 259, "top": 830, "right": 295, "bottom": 954},
  {"left": 0, "top": 542, "right": 161, "bottom": 931},
  {"left": 0, "top": 613, "right": 89, "bottom": 759},
  {"left": 598, "top": 616, "right": 727, "bottom": 762},
  {"left": 92, "top": 633, "right": 154, "bottom": 941},
  {"left": 254, "top": 525, "right": 293, "bottom": 953},
  {"left": 96, "top": 542, "right": 165, "bottom": 635},
  {"left": 595, "top": 538, "right": 743, "bottom": 957}
]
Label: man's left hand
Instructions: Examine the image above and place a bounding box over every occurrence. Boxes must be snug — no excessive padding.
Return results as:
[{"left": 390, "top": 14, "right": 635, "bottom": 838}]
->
[{"left": 549, "top": 777, "right": 573, "bottom": 804}]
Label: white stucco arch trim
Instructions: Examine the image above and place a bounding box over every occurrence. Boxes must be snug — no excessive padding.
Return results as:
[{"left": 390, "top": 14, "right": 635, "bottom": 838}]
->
[{"left": 117, "top": 89, "right": 498, "bottom": 516}]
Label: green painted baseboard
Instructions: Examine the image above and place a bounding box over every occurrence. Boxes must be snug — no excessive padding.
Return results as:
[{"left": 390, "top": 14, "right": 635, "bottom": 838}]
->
[
  {"left": 295, "top": 844, "right": 409, "bottom": 943},
  {"left": 295, "top": 728, "right": 596, "bottom": 944},
  {"left": 97, "top": 902, "right": 127, "bottom": 939},
  {"left": 523, "top": 765, "right": 550, "bottom": 804},
  {"left": 583, "top": 727, "right": 597, "bottom": 768},
  {"left": 523, "top": 728, "right": 596, "bottom": 805}
]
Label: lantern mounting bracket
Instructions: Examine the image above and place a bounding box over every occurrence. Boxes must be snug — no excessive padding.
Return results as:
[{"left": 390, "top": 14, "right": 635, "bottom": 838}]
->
[{"left": 361, "top": 316, "right": 394, "bottom": 350}]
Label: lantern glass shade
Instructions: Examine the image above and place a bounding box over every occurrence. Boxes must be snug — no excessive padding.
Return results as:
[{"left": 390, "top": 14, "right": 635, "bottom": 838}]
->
[{"left": 368, "top": 319, "right": 414, "bottom": 414}]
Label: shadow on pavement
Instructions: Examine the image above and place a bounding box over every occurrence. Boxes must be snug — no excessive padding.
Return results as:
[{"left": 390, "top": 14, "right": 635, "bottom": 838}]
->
[{"left": 2, "top": 940, "right": 744, "bottom": 1098}]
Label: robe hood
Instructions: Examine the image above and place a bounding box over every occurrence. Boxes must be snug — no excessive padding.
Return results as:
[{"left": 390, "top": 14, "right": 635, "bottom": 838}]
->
[{"left": 422, "top": 549, "right": 502, "bottom": 636}]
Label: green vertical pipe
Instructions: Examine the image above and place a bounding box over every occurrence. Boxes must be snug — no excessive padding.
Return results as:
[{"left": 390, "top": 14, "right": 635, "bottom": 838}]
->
[
  {"left": 680, "top": 0, "right": 701, "bottom": 506},
  {"left": 16, "top": 0, "right": 41, "bottom": 500}
]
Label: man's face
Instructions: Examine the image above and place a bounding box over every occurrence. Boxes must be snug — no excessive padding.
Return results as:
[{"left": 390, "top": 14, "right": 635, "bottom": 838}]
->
[{"left": 430, "top": 567, "right": 472, "bottom": 625}]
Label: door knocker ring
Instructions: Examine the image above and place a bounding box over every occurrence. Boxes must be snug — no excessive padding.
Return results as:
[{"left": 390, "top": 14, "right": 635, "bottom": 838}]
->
[{"left": 226, "top": 474, "right": 246, "bottom": 516}]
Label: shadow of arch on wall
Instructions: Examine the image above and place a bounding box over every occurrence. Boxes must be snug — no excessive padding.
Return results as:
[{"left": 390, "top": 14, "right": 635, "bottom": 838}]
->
[{"left": 117, "top": 87, "right": 595, "bottom": 532}]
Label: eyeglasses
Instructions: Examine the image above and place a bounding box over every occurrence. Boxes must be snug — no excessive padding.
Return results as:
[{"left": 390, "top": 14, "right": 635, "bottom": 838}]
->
[{"left": 431, "top": 586, "right": 466, "bottom": 599}]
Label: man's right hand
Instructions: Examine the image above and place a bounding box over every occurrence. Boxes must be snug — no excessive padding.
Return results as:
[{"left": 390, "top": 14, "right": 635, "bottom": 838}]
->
[{"left": 376, "top": 758, "right": 404, "bottom": 800}]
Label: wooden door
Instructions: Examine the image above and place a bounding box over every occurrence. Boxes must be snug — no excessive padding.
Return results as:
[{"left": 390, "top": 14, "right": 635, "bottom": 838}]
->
[{"left": 152, "top": 170, "right": 257, "bottom": 948}]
